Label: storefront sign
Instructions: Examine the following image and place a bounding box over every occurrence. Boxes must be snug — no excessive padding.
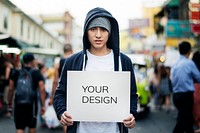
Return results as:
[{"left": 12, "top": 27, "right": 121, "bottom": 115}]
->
[
  {"left": 190, "top": 11, "right": 200, "bottom": 20},
  {"left": 165, "top": 20, "right": 192, "bottom": 38},
  {"left": 191, "top": 24, "right": 200, "bottom": 33}
]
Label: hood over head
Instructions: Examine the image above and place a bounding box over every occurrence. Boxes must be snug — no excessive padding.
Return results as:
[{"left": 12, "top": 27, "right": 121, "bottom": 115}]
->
[{"left": 83, "top": 7, "right": 120, "bottom": 56}]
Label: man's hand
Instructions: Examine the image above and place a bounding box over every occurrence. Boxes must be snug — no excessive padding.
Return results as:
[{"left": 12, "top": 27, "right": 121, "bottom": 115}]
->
[
  {"left": 60, "top": 111, "right": 73, "bottom": 126},
  {"left": 123, "top": 114, "right": 136, "bottom": 129}
]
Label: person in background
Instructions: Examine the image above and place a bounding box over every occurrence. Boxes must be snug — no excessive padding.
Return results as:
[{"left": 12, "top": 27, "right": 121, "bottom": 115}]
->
[
  {"left": 0, "top": 58, "right": 14, "bottom": 116},
  {"left": 192, "top": 49, "right": 200, "bottom": 133},
  {"left": 170, "top": 41, "right": 200, "bottom": 133},
  {"left": 49, "top": 44, "right": 73, "bottom": 105},
  {"left": 149, "top": 59, "right": 159, "bottom": 108},
  {"left": 53, "top": 7, "right": 138, "bottom": 133},
  {"left": 0, "top": 52, "right": 9, "bottom": 111},
  {"left": 157, "top": 65, "right": 172, "bottom": 113},
  {"left": 3, "top": 60, "right": 14, "bottom": 117},
  {"left": 46, "top": 67, "right": 55, "bottom": 80},
  {"left": 49, "top": 44, "right": 73, "bottom": 133},
  {"left": 5, "top": 60, "right": 21, "bottom": 117},
  {"left": 38, "top": 63, "right": 48, "bottom": 127},
  {"left": 7, "top": 53, "right": 46, "bottom": 133},
  {"left": 3, "top": 61, "right": 13, "bottom": 100}
]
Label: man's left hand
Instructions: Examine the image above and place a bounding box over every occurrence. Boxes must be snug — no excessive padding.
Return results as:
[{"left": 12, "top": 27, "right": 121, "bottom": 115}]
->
[{"left": 123, "top": 114, "right": 136, "bottom": 128}]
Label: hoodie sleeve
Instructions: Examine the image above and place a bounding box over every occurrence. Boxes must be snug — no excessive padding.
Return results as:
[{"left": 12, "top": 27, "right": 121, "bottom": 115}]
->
[
  {"left": 129, "top": 62, "right": 138, "bottom": 118},
  {"left": 121, "top": 54, "right": 138, "bottom": 118},
  {"left": 53, "top": 59, "right": 68, "bottom": 120},
  {"left": 53, "top": 52, "right": 83, "bottom": 120}
]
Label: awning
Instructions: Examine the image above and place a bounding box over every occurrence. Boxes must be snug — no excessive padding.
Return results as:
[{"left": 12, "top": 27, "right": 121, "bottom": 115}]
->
[
  {"left": 0, "top": 36, "right": 30, "bottom": 49},
  {"left": 166, "top": 0, "right": 179, "bottom": 7},
  {"left": 0, "top": 34, "right": 60, "bottom": 56}
]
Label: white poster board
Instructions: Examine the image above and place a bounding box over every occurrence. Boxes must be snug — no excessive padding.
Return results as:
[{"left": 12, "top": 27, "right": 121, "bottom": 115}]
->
[{"left": 67, "top": 71, "right": 130, "bottom": 122}]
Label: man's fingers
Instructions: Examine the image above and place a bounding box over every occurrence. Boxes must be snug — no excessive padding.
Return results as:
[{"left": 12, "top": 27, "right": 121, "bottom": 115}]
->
[
  {"left": 123, "top": 114, "right": 136, "bottom": 128},
  {"left": 60, "top": 112, "right": 73, "bottom": 126},
  {"left": 124, "top": 119, "right": 136, "bottom": 128}
]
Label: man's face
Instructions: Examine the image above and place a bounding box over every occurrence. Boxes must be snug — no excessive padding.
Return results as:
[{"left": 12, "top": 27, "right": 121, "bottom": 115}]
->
[
  {"left": 31, "top": 59, "right": 37, "bottom": 68},
  {"left": 87, "top": 27, "right": 109, "bottom": 51}
]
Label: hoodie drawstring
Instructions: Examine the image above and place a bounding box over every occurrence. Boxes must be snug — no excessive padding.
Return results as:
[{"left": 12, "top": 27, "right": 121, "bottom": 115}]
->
[
  {"left": 118, "top": 55, "right": 122, "bottom": 71},
  {"left": 82, "top": 54, "right": 86, "bottom": 71}
]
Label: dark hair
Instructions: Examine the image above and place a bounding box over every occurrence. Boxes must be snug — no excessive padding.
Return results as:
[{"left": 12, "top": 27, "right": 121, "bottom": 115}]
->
[
  {"left": 178, "top": 41, "right": 191, "bottom": 55},
  {"left": 38, "top": 63, "right": 45, "bottom": 70},
  {"left": 23, "top": 53, "right": 35, "bottom": 64},
  {"left": 63, "top": 44, "right": 72, "bottom": 53},
  {"left": 160, "top": 65, "right": 167, "bottom": 78}
]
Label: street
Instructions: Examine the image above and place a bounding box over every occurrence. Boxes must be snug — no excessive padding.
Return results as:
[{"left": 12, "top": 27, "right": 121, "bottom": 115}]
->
[
  {"left": 130, "top": 107, "right": 177, "bottom": 133},
  {"left": 0, "top": 103, "right": 177, "bottom": 133}
]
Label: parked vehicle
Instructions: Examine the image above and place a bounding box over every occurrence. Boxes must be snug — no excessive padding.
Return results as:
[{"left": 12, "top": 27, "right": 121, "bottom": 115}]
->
[{"left": 126, "top": 54, "right": 152, "bottom": 119}]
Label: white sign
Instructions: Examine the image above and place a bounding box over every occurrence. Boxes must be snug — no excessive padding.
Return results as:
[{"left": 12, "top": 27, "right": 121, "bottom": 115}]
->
[{"left": 67, "top": 71, "right": 130, "bottom": 122}]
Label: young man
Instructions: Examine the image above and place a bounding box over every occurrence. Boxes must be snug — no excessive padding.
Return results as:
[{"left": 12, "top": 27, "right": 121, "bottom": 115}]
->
[
  {"left": 7, "top": 53, "right": 46, "bottom": 133},
  {"left": 170, "top": 41, "right": 200, "bottom": 133},
  {"left": 53, "top": 7, "right": 138, "bottom": 133}
]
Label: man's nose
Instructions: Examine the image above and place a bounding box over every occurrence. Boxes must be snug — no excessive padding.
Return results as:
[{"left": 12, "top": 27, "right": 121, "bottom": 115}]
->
[{"left": 95, "top": 28, "right": 102, "bottom": 37}]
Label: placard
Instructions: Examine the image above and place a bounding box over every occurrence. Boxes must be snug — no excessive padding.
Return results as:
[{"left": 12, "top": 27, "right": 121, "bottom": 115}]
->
[{"left": 67, "top": 71, "right": 130, "bottom": 122}]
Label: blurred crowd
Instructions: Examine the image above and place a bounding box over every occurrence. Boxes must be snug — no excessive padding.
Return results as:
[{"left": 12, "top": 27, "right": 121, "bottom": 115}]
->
[
  {"left": 0, "top": 51, "right": 55, "bottom": 115},
  {"left": 0, "top": 42, "right": 200, "bottom": 133},
  {"left": 0, "top": 43, "right": 73, "bottom": 133},
  {"left": 148, "top": 42, "right": 200, "bottom": 133}
]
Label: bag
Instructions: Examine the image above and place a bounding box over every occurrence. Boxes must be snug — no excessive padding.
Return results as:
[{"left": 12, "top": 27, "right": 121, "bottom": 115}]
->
[
  {"left": 15, "top": 69, "right": 35, "bottom": 104},
  {"left": 43, "top": 105, "right": 60, "bottom": 128}
]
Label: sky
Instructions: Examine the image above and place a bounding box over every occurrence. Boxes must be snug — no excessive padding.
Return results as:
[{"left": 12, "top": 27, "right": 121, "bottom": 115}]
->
[{"left": 9, "top": 0, "right": 145, "bottom": 30}]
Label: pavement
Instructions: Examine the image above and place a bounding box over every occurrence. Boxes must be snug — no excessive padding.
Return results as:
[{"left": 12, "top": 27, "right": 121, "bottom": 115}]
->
[
  {"left": 0, "top": 98, "right": 178, "bottom": 133},
  {"left": 3, "top": 97, "right": 199, "bottom": 133},
  {"left": 0, "top": 101, "right": 63, "bottom": 133}
]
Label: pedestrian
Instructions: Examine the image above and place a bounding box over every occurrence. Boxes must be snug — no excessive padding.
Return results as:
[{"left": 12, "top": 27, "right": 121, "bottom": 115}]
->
[
  {"left": 49, "top": 44, "right": 73, "bottom": 133},
  {"left": 37, "top": 63, "right": 48, "bottom": 127},
  {"left": 192, "top": 50, "right": 200, "bottom": 133},
  {"left": 157, "top": 65, "right": 172, "bottom": 113},
  {"left": 49, "top": 44, "right": 73, "bottom": 105},
  {"left": 170, "top": 41, "right": 200, "bottom": 133},
  {"left": 3, "top": 60, "right": 14, "bottom": 117},
  {"left": 149, "top": 59, "right": 159, "bottom": 108},
  {"left": 53, "top": 7, "right": 138, "bottom": 133},
  {"left": 0, "top": 52, "right": 9, "bottom": 111},
  {"left": 7, "top": 53, "right": 46, "bottom": 133}
]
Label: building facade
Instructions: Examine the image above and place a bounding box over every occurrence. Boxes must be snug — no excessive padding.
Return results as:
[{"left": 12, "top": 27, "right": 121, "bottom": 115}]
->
[{"left": 0, "top": 0, "right": 66, "bottom": 67}]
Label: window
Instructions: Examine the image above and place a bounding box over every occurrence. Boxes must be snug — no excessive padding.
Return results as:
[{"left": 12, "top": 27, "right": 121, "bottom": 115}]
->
[
  {"left": 3, "top": 15, "right": 8, "bottom": 30},
  {"left": 27, "top": 25, "right": 30, "bottom": 39},
  {"left": 21, "top": 19, "right": 24, "bottom": 36}
]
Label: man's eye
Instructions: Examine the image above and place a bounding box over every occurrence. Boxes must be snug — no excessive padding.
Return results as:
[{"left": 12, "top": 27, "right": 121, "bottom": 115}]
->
[
  {"left": 101, "top": 27, "right": 107, "bottom": 31},
  {"left": 90, "top": 27, "right": 96, "bottom": 31}
]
